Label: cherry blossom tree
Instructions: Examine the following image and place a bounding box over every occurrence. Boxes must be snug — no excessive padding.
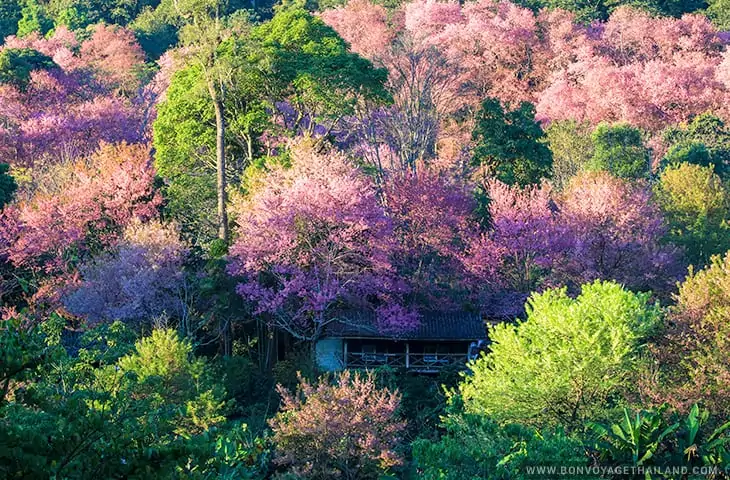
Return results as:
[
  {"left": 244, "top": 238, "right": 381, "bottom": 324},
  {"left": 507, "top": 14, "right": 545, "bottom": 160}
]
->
[
  {"left": 466, "top": 179, "right": 565, "bottom": 294},
  {"left": 557, "top": 171, "right": 679, "bottom": 293},
  {"left": 535, "top": 8, "right": 730, "bottom": 131},
  {"left": 0, "top": 142, "right": 161, "bottom": 274},
  {"left": 382, "top": 170, "right": 476, "bottom": 306},
  {"left": 63, "top": 220, "right": 189, "bottom": 326},
  {"left": 319, "top": 0, "right": 395, "bottom": 61},
  {"left": 0, "top": 26, "right": 150, "bottom": 172},
  {"left": 228, "top": 142, "right": 416, "bottom": 343},
  {"left": 270, "top": 371, "right": 405, "bottom": 479}
]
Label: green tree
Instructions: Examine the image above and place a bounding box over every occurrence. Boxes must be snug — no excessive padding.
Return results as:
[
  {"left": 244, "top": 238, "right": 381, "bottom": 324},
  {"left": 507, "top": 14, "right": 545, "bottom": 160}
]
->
[
  {"left": 0, "top": 320, "right": 271, "bottom": 478},
  {"left": 707, "top": 0, "right": 730, "bottom": 30},
  {"left": 662, "top": 113, "right": 730, "bottom": 180},
  {"left": 0, "top": 163, "right": 17, "bottom": 209},
  {"left": 154, "top": 65, "right": 220, "bottom": 242},
  {"left": 654, "top": 162, "right": 730, "bottom": 267},
  {"left": 587, "top": 122, "right": 650, "bottom": 180},
  {"left": 50, "top": 0, "right": 95, "bottom": 30},
  {"left": 16, "top": 0, "right": 53, "bottom": 37},
  {"left": 472, "top": 98, "right": 552, "bottom": 186},
  {"left": 154, "top": 0, "right": 388, "bottom": 244},
  {"left": 251, "top": 0, "right": 389, "bottom": 140},
  {"left": 173, "top": 0, "right": 240, "bottom": 243},
  {"left": 154, "top": 19, "right": 271, "bottom": 243},
  {"left": 130, "top": 5, "right": 179, "bottom": 59},
  {"left": 649, "top": 252, "right": 730, "bottom": 416},
  {"left": 545, "top": 119, "right": 594, "bottom": 190},
  {"left": 0, "top": 0, "right": 22, "bottom": 40},
  {"left": 458, "top": 281, "right": 661, "bottom": 428}
]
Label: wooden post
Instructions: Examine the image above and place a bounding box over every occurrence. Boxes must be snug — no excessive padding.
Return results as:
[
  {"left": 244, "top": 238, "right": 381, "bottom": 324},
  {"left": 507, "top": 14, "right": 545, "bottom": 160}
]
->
[
  {"left": 405, "top": 342, "right": 410, "bottom": 369},
  {"left": 343, "top": 339, "right": 348, "bottom": 369}
]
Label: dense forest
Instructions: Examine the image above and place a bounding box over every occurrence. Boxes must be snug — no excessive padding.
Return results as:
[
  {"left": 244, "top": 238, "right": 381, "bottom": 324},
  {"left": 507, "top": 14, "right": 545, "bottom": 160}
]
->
[{"left": 2, "top": 0, "right": 730, "bottom": 478}]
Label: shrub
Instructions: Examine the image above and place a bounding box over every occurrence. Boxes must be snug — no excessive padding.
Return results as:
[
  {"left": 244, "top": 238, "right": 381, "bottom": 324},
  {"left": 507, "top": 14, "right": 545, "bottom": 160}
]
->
[
  {"left": 648, "top": 252, "right": 730, "bottom": 415},
  {"left": 458, "top": 281, "right": 661, "bottom": 428},
  {"left": 269, "top": 370, "right": 405, "bottom": 479},
  {"left": 412, "top": 413, "right": 592, "bottom": 480}
]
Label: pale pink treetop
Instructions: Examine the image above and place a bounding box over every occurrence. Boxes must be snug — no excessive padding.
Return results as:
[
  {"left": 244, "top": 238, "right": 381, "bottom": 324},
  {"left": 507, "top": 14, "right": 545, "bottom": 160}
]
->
[{"left": 0, "top": 142, "right": 161, "bottom": 273}]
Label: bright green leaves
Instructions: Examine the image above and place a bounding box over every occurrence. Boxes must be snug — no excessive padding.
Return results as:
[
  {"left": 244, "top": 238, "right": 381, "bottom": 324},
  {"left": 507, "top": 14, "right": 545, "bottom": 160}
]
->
[{"left": 458, "top": 281, "right": 661, "bottom": 428}]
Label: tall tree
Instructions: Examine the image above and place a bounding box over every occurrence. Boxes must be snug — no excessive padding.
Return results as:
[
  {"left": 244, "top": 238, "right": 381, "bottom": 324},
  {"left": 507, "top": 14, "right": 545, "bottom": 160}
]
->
[
  {"left": 654, "top": 162, "right": 730, "bottom": 268},
  {"left": 228, "top": 142, "right": 416, "bottom": 345},
  {"left": 175, "top": 0, "right": 236, "bottom": 242},
  {"left": 472, "top": 98, "right": 552, "bottom": 186},
  {"left": 252, "top": 0, "right": 389, "bottom": 141}
]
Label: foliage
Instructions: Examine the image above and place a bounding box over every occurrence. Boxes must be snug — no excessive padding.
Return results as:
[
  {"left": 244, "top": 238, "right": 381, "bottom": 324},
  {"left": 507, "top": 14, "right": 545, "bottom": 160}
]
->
[
  {"left": 372, "top": 365, "right": 463, "bottom": 442},
  {"left": 662, "top": 113, "right": 730, "bottom": 180},
  {"left": 16, "top": 0, "right": 53, "bottom": 37},
  {"left": 0, "top": 0, "right": 22, "bottom": 41},
  {"left": 707, "top": 0, "right": 730, "bottom": 30},
  {"left": 153, "top": 63, "right": 221, "bottom": 241},
  {"left": 269, "top": 370, "right": 405, "bottom": 479},
  {"left": 587, "top": 122, "right": 650, "bottom": 180},
  {"left": 153, "top": 38, "right": 271, "bottom": 243},
  {"left": 544, "top": 119, "right": 594, "bottom": 190},
  {"left": 590, "top": 404, "right": 730, "bottom": 471},
  {"left": 0, "top": 321, "right": 273, "bottom": 478},
  {"left": 472, "top": 98, "right": 552, "bottom": 186},
  {"left": 654, "top": 162, "right": 730, "bottom": 267},
  {"left": 458, "top": 281, "right": 661, "bottom": 428},
  {"left": 412, "top": 413, "right": 591, "bottom": 480},
  {"left": 63, "top": 220, "right": 189, "bottom": 326},
  {"left": 252, "top": 0, "right": 390, "bottom": 136},
  {"left": 0, "top": 163, "right": 16, "bottom": 209},
  {"left": 648, "top": 252, "right": 730, "bottom": 415}
]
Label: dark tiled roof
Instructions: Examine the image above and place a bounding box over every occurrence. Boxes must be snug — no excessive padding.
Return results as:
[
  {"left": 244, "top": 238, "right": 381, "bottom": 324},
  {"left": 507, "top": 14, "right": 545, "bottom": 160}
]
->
[{"left": 324, "top": 311, "right": 488, "bottom": 341}]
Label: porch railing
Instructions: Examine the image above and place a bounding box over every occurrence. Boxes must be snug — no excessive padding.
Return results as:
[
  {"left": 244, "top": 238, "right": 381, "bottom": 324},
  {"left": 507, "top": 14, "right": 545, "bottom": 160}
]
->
[{"left": 345, "top": 352, "right": 467, "bottom": 371}]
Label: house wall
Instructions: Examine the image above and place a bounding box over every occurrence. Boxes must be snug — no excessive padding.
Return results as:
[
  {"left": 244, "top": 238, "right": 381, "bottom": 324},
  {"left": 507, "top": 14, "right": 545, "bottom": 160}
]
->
[{"left": 315, "top": 337, "right": 344, "bottom": 371}]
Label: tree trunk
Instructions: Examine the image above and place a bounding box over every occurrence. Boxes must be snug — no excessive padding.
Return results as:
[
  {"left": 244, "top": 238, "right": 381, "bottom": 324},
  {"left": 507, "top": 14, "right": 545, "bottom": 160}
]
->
[{"left": 209, "top": 81, "right": 228, "bottom": 242}]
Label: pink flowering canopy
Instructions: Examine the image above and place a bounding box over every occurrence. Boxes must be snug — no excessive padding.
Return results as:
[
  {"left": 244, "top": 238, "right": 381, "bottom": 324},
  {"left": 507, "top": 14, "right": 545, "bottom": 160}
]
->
[
  {"left": 466, "top": 179, "right": 567, "bottom": 293},
  {"left": 556, "top": 171, "right": 680, "bottom": 293},
  {"left": 382, "top": 170, "right": 477, "bottom": 306},
  {"left": 0, "top": 26, "right": 150, "bottom": 173},
  {"left": 63, "top": 220, "right": 189, "bottom": 326},
  {"left": 0, "top": 142, "right": 161, "bottom": 275},
  {"left": 323, "top": 0, "right": 730, "bottom": 137},
  {"left": 228, "top": 142, "right": 418, "bottom": 340}
]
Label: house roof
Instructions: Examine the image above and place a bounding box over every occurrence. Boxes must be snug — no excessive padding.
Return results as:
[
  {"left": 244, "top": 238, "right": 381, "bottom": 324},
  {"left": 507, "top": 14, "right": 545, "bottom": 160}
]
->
[{"left": 324, "top": 311, "right": 489, "bottom": 341}]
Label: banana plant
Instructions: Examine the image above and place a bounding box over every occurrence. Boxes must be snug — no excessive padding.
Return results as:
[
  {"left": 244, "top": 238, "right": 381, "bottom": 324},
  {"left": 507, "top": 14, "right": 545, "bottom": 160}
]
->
[
  {"left": 675, "top": 404, "right": 730, "bottom": 468},
  {"left": 589, "top": 405, "right": 679, "bottom": 474}
]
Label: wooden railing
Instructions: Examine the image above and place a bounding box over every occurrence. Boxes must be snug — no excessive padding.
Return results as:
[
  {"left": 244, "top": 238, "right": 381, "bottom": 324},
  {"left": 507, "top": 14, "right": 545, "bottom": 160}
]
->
[{"left": 345, "top": 352, "right": 467, "bottom": 371}]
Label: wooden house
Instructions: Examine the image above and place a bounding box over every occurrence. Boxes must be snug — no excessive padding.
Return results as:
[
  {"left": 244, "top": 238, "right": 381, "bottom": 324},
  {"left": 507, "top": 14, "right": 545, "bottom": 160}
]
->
[{"left": 315, "top": 311, "right": 489, "bottom": 373}]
